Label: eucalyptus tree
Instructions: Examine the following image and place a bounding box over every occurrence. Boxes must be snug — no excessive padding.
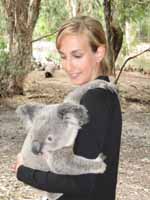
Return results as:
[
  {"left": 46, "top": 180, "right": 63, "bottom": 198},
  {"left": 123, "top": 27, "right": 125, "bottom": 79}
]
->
[{"left": 1, "top": 0, "right": 41, "bottom": 94}]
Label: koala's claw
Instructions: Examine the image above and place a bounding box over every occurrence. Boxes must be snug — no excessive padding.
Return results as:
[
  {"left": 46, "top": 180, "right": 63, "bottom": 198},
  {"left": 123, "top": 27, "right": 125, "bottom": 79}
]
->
[
  {"left": 40, "top": 195, "right": 49, "bottom": 200},
  {"left": 99, "top": 153, "right": 106, "bottom": 161},
  {"left": 95, "top": 153, "right": 107, "bottom": 173}
]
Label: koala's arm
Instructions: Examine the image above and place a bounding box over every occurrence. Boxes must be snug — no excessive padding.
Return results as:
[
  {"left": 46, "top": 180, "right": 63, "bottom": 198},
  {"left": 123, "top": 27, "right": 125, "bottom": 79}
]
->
[{"left": 47, "top": 148, "right": 106, "bottom": 175}]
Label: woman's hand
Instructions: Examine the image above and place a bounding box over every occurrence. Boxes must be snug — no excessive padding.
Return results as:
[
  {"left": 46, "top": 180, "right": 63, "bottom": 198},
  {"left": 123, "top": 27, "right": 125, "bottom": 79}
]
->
[{"left": 12, "top": 153, "right": 24, "bottom": 173}]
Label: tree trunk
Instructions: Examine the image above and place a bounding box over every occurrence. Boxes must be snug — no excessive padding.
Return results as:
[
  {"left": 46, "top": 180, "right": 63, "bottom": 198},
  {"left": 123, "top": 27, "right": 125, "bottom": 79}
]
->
[
  {"left": 67, "top": 0, "right": 83, "bottom": 17},
  {"left": 7, "top": 32, "right": 33, "bottom": 95},
  {"left": 111, "top": 22, "right": 123, "bottom": 61},
  {"left": 2, "top": 0, "right": 41, "bottom": 95},
  {"left": 103, "top": 0, "right": 114, "bottom": 74},
  {"left": 67, "top": 0, "right": 77, "bottom": 17},
  {"left": 9, "top": 30, "right": 33, "bottom": 71},
  {"left": 103, "top": 0, "right": 123, "bottom": 75}
]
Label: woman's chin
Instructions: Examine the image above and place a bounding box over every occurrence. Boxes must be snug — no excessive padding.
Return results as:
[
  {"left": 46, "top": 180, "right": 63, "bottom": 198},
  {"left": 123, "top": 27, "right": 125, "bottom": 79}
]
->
[{"left": 70, "top": 78, "right": 88, "bottom": 86}]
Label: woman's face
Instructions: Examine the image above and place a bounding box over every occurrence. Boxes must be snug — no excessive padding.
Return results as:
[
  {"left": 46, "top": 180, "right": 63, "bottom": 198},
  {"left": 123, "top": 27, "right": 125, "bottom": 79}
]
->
[{"left": 58, "top": 34, "right": 105, "bottom": 85}]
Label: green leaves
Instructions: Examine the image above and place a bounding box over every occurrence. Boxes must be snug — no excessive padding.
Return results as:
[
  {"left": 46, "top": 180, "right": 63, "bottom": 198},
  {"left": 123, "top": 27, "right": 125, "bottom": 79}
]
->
[
  {"left": 113, "top": 0, "right": 150, "bottom": 25},
  {"left": 33, "top": 0, "right": 68, "bottom": 38}
]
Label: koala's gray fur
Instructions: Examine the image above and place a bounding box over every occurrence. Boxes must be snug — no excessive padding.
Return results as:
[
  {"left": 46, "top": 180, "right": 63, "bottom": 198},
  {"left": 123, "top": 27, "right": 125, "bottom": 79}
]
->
[
  {"left": 64, "top": 79, "right": 117, "bottom": 104},
  {"left": 16, "top": 79, "right": 117, "bottom": 200}
]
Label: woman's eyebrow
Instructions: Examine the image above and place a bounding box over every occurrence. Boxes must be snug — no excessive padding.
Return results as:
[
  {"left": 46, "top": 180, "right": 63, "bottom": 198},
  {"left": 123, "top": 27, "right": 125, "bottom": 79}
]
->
[
  {"left": 59, "top": 49, "right": 83, "bottom": 55},
  {"left": 71, "top": 49, "right": 82, "bottom": 53}
]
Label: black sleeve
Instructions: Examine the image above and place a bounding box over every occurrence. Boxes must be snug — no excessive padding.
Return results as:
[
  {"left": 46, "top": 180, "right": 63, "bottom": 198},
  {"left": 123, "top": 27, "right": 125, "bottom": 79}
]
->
[
  {"left": 17, "top": 166, "right": 96, "bottom": 195},
  {"left": 17, "top": 88, "right": 114, "bottom": 195}
]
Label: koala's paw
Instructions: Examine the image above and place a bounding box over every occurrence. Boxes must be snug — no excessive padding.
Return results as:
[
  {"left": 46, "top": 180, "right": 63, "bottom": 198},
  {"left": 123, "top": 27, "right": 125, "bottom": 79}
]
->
[
  {"left": 40, "top": 196, "right": 49, "bottom": 200},
  {"left": 95, "top": 153, "right": 107, "bottom": 173},
  {"left": 46, "top": 193, "right": 63, "bottom": 200}
]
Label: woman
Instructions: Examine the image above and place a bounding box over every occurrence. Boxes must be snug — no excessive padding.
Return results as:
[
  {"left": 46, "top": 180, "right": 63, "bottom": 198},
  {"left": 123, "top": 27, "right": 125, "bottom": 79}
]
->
[{"left": 13, "top": 16, "right": 122, "bottom": 200}]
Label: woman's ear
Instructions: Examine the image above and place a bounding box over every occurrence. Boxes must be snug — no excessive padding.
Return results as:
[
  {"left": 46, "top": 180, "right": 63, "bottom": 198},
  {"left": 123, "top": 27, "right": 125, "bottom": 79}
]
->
[{"left": 95, "top": 45, "right": 106, "bottom": 63}]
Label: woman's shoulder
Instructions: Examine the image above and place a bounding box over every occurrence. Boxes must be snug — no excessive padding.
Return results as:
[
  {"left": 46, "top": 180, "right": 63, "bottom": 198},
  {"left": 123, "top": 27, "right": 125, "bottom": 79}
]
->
[
  {"left": 80, "top": 86, "right": 118, "bottom": 106},
  {"left": 80, "top": 86, "right": 121, "bottom": 119}
]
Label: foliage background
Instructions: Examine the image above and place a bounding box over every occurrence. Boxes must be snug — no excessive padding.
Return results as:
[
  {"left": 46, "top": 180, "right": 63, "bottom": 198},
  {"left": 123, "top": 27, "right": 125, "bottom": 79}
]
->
[{"left": 0, "top": 0, "right": 149, "bottom": 54}]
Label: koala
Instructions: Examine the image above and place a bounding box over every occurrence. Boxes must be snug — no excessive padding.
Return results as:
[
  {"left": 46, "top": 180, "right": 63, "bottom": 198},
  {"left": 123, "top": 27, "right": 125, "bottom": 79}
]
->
[{"left": 16, "top": 79, "right": 117, "bottom": 200}]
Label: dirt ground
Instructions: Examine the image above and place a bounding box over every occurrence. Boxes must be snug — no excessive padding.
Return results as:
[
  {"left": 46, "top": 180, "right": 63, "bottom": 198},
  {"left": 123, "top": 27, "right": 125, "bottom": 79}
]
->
[{"left": 0, "top": 69, "right": 150, "bottom": 200}]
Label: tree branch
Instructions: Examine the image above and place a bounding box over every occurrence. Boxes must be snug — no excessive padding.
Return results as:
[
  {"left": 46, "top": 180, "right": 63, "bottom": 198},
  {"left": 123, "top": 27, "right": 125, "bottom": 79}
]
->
[
  {"left": 114, "top": 47, "right": 150, "bottom": 84},
  {"left": 32, "top": 30, "right": 58, "bottom": 43}
]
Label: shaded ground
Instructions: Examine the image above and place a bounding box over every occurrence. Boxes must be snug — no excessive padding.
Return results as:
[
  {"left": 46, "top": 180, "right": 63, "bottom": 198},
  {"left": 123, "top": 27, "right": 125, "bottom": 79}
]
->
[{"left": 0, "top": 69, "right": 150, "bottom": 200}]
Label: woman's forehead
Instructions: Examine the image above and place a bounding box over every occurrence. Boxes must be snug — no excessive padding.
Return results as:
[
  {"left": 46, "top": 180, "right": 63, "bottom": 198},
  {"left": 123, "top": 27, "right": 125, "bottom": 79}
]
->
[{"left": 58, "top": 34, "right": 91, "bottom": 52}]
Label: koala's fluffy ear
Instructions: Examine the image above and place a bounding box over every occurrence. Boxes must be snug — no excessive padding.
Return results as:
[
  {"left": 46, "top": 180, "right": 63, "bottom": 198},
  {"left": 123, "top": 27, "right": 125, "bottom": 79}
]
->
[
  {"left": 57, "top": 102, "right": 88, "bottom": 127},
  {"left": 16, "top": 103, "right": 44, "bottom": 129}
]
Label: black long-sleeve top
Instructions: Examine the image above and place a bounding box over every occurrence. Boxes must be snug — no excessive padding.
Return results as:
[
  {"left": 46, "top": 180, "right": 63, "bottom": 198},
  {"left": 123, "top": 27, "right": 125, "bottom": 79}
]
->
[{"left": 17, "top": 76, "right": 122, "bottom": 200}]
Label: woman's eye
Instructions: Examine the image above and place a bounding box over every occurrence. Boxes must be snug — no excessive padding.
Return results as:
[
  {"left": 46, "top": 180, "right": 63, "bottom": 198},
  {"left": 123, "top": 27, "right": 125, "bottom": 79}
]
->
[{"left": 73, "top": 54, "right": 83, "bottom": 58}]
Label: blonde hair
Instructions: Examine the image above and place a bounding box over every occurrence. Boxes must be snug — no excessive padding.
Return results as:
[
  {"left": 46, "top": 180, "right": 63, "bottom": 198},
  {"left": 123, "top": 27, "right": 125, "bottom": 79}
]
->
[{"left": 56, "top": 16, "right": 109, "bottom": 75}]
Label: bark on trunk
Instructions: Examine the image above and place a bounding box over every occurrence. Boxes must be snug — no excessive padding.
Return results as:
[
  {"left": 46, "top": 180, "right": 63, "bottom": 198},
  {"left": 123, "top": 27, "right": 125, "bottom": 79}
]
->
[
  {"left": 103, "top": 0, "right": 123, "bottom": 75},
  {"left": 10, "top": 32, "right": 33, "bottom": 71},
  {"left": 67, "top": 0, "right": 83, "bottom": 17},
  {"left": 103, "top": 0, "right": 114, "bottom": 74},
  {"left": 2, "top": 0, "right": 41, "bottom": 95},
  {"left": 7, "top": 32, "right": 33, "bottom": 95}
]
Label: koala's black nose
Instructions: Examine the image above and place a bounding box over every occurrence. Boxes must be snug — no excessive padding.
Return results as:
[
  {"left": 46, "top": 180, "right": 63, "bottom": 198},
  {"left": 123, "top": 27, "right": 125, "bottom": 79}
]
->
[{"left": 32, "top": 140, "right": 42, "bottom": 155}]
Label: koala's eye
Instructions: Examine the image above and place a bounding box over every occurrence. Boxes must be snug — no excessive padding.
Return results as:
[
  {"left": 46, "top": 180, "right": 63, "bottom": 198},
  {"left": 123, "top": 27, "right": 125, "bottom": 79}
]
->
[{"left": 48, "top": 136, "right": 53, "bottom": 141}]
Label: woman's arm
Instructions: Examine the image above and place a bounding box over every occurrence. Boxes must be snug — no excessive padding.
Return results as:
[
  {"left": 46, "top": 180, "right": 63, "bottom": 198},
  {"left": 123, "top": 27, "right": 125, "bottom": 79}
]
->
[{"left": 17, "top": 165, "right": 96, "bottom": 195}]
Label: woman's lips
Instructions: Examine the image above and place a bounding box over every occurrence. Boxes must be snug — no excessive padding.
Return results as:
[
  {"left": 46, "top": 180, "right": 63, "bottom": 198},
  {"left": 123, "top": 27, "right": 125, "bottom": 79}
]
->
[{"left": 69, "top": 72, "right": 81, "bottom": 79}]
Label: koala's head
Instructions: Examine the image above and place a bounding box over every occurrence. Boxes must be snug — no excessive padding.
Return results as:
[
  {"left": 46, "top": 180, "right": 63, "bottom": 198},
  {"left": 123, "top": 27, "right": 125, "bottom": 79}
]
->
[{"left": 16, "top": 102, "right": 88, "bottom": 154}]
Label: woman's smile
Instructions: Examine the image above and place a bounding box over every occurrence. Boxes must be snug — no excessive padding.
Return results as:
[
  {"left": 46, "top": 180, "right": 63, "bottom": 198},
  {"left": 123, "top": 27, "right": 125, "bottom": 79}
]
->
[{"left": 69, "top": 72, "right": 82, "bottom": 79}]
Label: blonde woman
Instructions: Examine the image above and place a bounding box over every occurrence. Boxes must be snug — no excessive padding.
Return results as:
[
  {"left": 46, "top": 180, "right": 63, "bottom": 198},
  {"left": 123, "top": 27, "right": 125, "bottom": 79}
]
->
[{"left": 14, "top": 16, "right": 122, "bottom": 200}]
